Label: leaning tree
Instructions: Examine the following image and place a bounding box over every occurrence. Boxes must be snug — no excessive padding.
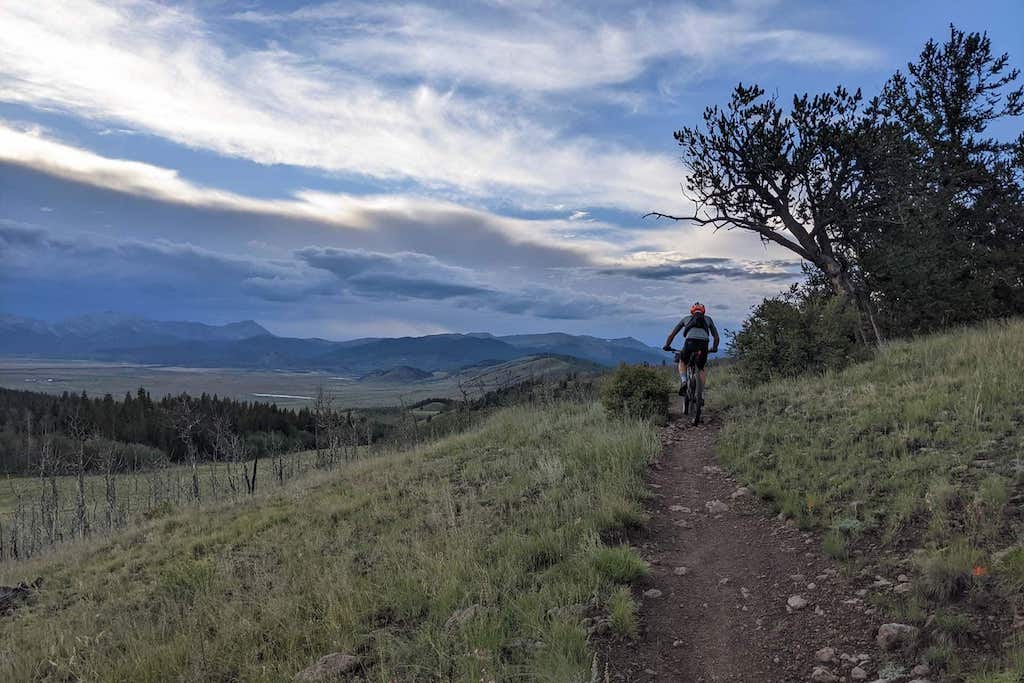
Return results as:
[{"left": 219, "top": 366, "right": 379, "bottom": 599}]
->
[{"left": 649, "top": 83, "right": 885, "bottom": 345}]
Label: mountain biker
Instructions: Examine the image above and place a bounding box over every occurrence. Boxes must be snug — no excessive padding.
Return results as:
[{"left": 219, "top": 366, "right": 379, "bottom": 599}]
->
[{"left": 663, "top": 302, "right": 720, "bottom": 396}]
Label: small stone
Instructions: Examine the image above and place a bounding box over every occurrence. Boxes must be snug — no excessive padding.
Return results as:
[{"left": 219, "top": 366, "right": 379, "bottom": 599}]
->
[
  {"left": 910, "top": 664, "right": 931, "bottom": 676},
  {"left": 814, "top": 605, "right": 825, "bottom": 616},
  {"left": 790, "top": 574, "right": 806, "bottom": 583},
  {"left": 856, "top": 589, "right": 868, "bottom": 597},
  {"left": 893, "top": 582, "right": 912, "bottom": 594},
  {"left": 787, "top": 595, "right": 809, "bottom": 610},
  {"left": 897, "top": 574, "right": 910, "bottom": 583},
  {"left": 850, "top": 666, "right": 868, "bottom": 680},
  {"left": 814, "top": 647, "right": 836, "bottom": 663},
  {"left": 672, "top": 639, "right": 683, "bottom": 647},
  {"left": 643, "top": 589, "right": 663, "bottom": 599},
  {"left": 807, "top": 583, "right": 817, "bottom": 590},
  {"left": 295, "top": 653, "right": 359, "bottom": 681},
  {"left": 705, "top": 500, "right": 729, "bottom": 514},
  {"left": 673, "top": 566, "right": 689, "bottom": 576},
  {"left": 810, "top": 666, "right": 839, "bottom": 682},
  {"left": 876, "top": 622, "right": 919, "bottom": 651},
  {"left": 730, "top": 486, "right": 751, "bottom": 499},
  {"left": 669, "top": 505, "right": 691, "bottom": 513}
]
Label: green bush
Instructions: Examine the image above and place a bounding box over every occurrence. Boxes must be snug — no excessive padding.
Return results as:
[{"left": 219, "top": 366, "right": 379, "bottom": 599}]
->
[
  {"left": 730, "top": 273, "right": 869, "bottom": 384},
  {"left": 600, "top": 365, "right": 671, "bottom": 420}
]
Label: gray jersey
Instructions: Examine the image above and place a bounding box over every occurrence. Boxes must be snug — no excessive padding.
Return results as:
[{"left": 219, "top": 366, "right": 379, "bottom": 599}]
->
[{"left": 672, "top": 314, "right": 718, "bottom": 342}]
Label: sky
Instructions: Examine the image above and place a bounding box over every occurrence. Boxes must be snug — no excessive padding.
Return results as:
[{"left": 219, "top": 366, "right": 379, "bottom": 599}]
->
[{"left": 1, "top": 1, "right": 1022, "bottom": 345}]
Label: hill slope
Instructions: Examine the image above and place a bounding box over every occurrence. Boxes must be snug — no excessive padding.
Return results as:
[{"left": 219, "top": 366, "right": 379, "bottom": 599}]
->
[
  {"left": 713, "top": 319, "right": 1024, "bottom": 679},
  {"left": 0, "top": 402, "right": 658, "bottom": 681}
]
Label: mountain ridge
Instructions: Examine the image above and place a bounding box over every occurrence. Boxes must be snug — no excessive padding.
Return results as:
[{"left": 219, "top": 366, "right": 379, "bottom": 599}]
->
[{"left": 0, "top": 313, "right": 664, "bottom": 373}]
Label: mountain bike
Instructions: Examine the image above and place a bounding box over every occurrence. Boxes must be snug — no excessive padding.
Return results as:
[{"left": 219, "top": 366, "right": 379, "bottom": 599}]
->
[{"left": 666, "top": 346, "right": 716, "bottom": 426}]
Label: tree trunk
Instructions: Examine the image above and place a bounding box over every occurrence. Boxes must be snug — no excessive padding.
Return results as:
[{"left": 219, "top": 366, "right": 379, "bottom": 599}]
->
[{"left": 820, "top": 257, "right": 884, "bottom": 347}]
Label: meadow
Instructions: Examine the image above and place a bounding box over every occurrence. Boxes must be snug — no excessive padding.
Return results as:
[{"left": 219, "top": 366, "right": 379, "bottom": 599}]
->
[
  {"left": 713, "top": 319, "right": 1024, "bottom": 680},
  {"left": 0, "top": 400, "right": 658, "bottom": 681}
]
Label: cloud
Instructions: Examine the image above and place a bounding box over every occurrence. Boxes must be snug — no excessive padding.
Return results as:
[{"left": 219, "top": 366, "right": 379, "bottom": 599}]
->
[
  {"left": 602, "top": 255, "right": 802, "bottom": 282},
  {"left": 236, "top": 2, "right": 880, "bottom": 92},
  {"left": 0, "top": 2, "right": 686, "bottom": 213},
  {"left": 0, "top": 122, "right": 628, "bottom": 265},
  {"left": 295, "top": 246, "right": 490, "bottom": 300},
  {"left": 0, "top": 223, "right": 626, "bottom": 320}
]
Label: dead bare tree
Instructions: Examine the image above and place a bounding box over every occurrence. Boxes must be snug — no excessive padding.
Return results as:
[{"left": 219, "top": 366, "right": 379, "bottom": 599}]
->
[
  {"left": 266, "top": 431, "right": 286, "bottom": 485},
  {"left": 100, "top": 442, "right": 125, "bottom": 531},
  {"left": 170, "top": 401, "right": 203, "bottom": 504},
  {"left": 66, "top": 412, "right": 90, "bottom": 539}
]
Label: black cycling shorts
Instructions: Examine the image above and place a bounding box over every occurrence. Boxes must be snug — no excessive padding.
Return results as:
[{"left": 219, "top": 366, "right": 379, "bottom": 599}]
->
[{"left": 678, "top": 339, "right": 710, "bottom": 369}]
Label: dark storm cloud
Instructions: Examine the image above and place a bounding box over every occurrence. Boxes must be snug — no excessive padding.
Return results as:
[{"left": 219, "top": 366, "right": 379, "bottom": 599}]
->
[
  {"left": 602, "top": 257, "right": 800, "bottom": 282},
  {"left": 0, "top": 221, "right": 68, "bottom": 251},
  {"left": 2, "top": 225, "right": 625, "bottom": 320},
  {"left": 294, "top": 246, "right": 490, "bottom": 300}
]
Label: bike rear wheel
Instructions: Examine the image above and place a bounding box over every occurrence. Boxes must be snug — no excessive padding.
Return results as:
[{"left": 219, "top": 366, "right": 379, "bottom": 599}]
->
[
  {"left": 686, "top": 367, "right": 698, "bottom": 420},
  {"left": 692, "top": 374, "right": 704, "bottom": 425}
]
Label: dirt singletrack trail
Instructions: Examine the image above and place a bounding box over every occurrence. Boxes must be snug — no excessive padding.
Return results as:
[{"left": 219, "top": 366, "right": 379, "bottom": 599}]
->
[{"left": 603, "top": 406, "right": 879, "bottom": 682}]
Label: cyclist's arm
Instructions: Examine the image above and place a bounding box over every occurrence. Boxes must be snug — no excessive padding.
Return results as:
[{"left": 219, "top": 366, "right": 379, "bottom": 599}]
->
[
  {"left": 708, "top": 318, "right": 721, "bottom": 351},
  {"left": 663, "top": 319, "right": 685, "bottom": 350}
]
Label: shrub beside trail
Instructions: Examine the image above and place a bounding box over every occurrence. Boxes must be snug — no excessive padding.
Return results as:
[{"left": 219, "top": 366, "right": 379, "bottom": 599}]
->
[{"left": 600, "top": 364, "right": 672, "bottom": 421}]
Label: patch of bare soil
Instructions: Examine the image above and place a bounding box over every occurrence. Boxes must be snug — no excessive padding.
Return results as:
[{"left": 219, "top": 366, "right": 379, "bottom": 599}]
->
[{"left": 601, "top": 409, "right": 883, "bottom": 682}]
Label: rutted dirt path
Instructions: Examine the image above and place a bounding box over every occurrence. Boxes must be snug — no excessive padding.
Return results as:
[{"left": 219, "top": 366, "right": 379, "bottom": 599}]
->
[{"left": 603, "top": 408, "right": 881, "bottom": 682}]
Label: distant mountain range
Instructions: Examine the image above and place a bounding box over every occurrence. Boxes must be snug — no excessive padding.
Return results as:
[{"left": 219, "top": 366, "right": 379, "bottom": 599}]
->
[{"left": 0, "top": 313, "right": 665, "bottom": 374}]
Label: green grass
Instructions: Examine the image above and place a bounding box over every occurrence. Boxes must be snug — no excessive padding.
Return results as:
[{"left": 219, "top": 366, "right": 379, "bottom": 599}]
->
[
  {"left": 590, "top": 545, "right": 649, "bottom": 584},
  {"left": 0, "top": 401, "right": 658, "bottom": 681},
  {"left": 713, "top": 318, "right": 1024, "bottom": 678},
  {"left": 607, "top": 586, "right": 639, "bottom": 639}
]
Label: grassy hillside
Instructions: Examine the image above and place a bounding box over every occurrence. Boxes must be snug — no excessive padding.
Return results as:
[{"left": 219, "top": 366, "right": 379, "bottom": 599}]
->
[
  {"left": 0, "top": 401, "right": 657, "bottom": 681},
  {"left": 713, "top": 319, "right": 1024, "bottom": 679}
]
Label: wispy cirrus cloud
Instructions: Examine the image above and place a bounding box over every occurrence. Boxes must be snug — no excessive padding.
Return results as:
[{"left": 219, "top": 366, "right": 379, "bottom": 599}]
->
[
  {"left": 0, "top": 2, "right": 879, "bottom": 214},
  {"left": 0, "top": 2, "right": 682, "bottom": 212},
  {"left": 235, "top": 1, "right": 880, "bottom": 93}
]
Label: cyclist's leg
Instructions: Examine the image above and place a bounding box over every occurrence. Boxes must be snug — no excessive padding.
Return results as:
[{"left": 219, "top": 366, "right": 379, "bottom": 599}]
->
[
  {"left": 680, "top": 340, "right": 695, "bottom": 377},
  {"left": 696, "top": 343, "right": 710, "bottom": 390}
]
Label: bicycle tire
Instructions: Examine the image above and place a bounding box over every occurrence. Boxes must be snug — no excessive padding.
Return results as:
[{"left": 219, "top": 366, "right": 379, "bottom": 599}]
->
[{"left": 693, "top": 372, "right": 704, "bottom": 425}]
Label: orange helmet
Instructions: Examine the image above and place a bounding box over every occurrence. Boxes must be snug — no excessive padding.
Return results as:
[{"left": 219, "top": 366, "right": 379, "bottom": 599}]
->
[{"left": 690, "top": 302, "right": 706, "bottom": 315}]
